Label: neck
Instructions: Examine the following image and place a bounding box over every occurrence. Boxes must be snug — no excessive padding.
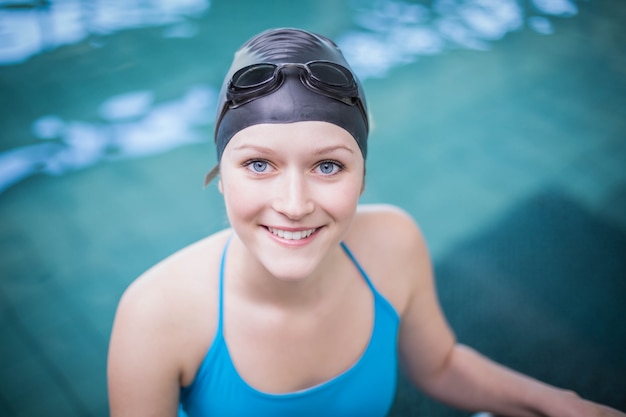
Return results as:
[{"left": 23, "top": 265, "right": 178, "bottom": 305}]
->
[{"left": 225, "top": 236, "right": 348, "bottom": 310}]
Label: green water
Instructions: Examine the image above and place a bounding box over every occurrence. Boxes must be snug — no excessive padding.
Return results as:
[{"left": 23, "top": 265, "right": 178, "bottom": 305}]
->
[{"left": 0, "top": 0, "right": 625, "bottom": 416}]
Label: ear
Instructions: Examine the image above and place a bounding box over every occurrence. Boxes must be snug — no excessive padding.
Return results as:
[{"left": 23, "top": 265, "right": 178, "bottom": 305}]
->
[{"left": 218, "top": 178, "right": 224, "bottom": 194}]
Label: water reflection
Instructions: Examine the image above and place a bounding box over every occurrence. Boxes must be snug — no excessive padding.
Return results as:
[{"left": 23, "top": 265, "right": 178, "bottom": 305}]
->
[
  {"left": 0, "top": 0, "right": 580, "bottom": 194},
  {"left": 339, "top": 0, "right": 579, "bottom": 78},
  {"left": 0, "top": 86, "right": 215, "bottom": 193},
  {"left": 0, "top": 0, "right": 210, "bottom": 65}
]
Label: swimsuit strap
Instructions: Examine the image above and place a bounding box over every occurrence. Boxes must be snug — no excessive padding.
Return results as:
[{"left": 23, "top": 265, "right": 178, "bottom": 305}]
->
[
  {"left": 340, "top": 241, "right": 377, "bottom": 292},
  {"left": 216, "top": 236, "right": 233, "bottom": 337}
]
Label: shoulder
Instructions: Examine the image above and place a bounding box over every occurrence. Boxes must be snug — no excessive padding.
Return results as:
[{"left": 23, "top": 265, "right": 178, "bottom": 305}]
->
[
  {"left": 346, "top": 203, "right": 429, "bottom": 264},
  {"left": 352, "top": 204, "right": 423, "bottom": 238},
  {"left": 109, "top": 229, "right": 232, "bottom": 386},
  {"left": 344, "top": 204, "right": 431, "bottom": 315},
  {"left": 116, "top": 228, "right": 230, "bottom": 322}
]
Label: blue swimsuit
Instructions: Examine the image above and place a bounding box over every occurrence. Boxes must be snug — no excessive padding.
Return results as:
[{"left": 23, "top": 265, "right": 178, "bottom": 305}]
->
[{"left": 180, "top": 241, "right": 400, "bottom": 416}]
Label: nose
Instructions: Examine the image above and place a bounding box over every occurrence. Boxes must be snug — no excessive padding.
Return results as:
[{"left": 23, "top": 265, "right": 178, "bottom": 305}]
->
[{"left": 271, "top": 171, "right": 315, "bottom": 220}]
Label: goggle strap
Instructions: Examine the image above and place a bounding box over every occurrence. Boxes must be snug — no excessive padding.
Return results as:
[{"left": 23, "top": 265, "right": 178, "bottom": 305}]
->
[{"left": 203, "top": 164, "right": 220, "bottom": 187}]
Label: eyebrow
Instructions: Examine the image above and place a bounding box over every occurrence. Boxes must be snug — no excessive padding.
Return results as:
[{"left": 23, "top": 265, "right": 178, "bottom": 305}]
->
[
  {"left": 232, "top": 144, "right": 274, "bottom": 154},
  {"left": 313, "top": 145, "right": 355, "bottom": 155},
  {"left": 232, "top": 144, "right": 355, "bottom": 155}
]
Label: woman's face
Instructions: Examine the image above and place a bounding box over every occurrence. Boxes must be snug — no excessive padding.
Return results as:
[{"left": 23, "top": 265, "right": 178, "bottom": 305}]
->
[{"left": 219, "top": 121, "right": 365, "bottom": 281}]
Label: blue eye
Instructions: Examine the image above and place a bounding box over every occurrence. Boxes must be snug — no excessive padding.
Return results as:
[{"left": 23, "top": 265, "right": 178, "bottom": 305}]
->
[
  {"left": 245, "top": 160, "right": 269, "bottom": 173},
  {"left": 317, "top": 161, "right": 342, "bottom": 175},
  {"left": 253, "top": 161, "right": 267, "bottom": 172}
]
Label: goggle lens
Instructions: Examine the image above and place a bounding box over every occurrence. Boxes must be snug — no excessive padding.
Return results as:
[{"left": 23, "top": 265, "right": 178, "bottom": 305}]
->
[
  {"left": 231, "top": 64, "right": 277, "bottom": 89},
  {"left": 307, "top": 62, "right": 352, "bottom": 87}
]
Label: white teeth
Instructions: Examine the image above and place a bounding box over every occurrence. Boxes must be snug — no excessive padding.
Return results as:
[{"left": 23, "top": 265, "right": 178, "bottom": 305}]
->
[{"left": 268, "top": 227, "right": 316, "bottom": 240}]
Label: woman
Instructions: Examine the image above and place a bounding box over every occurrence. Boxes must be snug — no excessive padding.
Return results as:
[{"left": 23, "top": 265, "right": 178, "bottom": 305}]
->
[{"left": 107, "top": 28, "right": 625, "bottom": 417}]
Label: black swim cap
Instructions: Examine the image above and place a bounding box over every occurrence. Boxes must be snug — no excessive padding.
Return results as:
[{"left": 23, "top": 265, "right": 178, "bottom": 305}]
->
[{"left": 214, "top": 28, "right": 369, "bottom": 162}]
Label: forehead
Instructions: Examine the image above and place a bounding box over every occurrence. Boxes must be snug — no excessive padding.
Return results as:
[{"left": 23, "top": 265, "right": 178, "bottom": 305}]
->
[{"left": 226, "top": 121, "right": 360, "bottom": 153}]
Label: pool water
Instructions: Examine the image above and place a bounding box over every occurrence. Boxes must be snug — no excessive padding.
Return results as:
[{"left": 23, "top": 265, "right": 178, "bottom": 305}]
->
[{"left": 0, "top": 0, "right": 625, "bottom": 416}]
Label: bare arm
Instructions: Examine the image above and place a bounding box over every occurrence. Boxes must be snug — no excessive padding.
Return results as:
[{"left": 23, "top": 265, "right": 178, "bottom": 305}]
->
[
  {"left": 107, "top": 279, "right": 183, "bottom": 417},
  {"left": 416, "top": 343, "right": 625, "bottom": 417},
  {"left": 392, "top": 211, "right": 625, "bottom": 417}
]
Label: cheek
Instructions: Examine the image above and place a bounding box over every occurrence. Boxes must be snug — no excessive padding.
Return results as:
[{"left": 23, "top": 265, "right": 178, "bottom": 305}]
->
[
  {"left": 322, "top": 178, "right": 362, "bottom": 217},
  {"left": 221, "top": 176, "right": 262, "bottom": 221}
]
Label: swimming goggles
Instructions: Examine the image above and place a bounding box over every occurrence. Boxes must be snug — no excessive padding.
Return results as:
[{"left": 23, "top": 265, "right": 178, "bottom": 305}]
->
[{"left": 217, "top": 60, "right": 368, "bottom": 129}]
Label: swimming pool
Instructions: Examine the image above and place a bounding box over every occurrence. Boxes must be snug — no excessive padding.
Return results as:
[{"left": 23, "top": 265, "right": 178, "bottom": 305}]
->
[{"left": 0, "top": 0, "right": 625, "bottom": 416}]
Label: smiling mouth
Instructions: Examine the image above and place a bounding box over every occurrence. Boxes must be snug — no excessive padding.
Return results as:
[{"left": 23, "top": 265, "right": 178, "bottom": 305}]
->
[{"left": 267, "top": 227, "right": 317, "bottom": 241}]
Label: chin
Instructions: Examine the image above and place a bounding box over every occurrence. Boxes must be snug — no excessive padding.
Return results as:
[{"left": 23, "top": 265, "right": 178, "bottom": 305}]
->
[{"left": 260, "top": 255, "right": 323, "bottom": 282}]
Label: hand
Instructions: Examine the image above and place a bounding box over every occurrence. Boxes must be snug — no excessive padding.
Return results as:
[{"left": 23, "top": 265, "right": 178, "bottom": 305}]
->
[
  {"left": 558, "top": 392, "right": 626, "bottom": 417},
  {"left": 579, "top": 401, "right": 626, "bottom": 417}
]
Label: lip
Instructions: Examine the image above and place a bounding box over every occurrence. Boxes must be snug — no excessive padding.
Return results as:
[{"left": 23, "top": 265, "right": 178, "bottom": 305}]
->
[{"left": 263, "top": 225, "right": 321, "bottom": 246}]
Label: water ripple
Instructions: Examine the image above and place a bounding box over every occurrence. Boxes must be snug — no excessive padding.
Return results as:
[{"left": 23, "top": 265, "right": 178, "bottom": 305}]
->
[{"left": 0, "top": 0, "right": 581, "bottom": 194}]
